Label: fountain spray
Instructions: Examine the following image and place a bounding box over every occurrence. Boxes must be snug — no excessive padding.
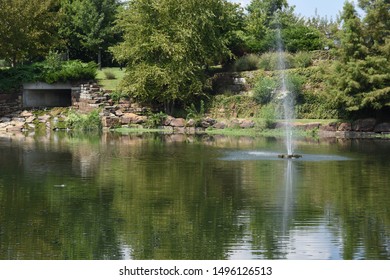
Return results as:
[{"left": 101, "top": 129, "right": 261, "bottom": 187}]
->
[{"left": 275, "top": 24, "right": 301, "bottom": 159}]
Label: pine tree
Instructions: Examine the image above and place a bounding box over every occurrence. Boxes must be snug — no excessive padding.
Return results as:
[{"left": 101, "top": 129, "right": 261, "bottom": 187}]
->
[{"left": 332, "top": 0, "right": 390, "bottom": 116}]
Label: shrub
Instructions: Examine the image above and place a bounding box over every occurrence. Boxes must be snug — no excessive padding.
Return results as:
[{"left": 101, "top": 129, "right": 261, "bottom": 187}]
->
[
  {"left": 186, "top": 100, "right": 206, "bottom": 125},
  {"left": 257, "top": 52, "right": 273, "bottom": 71},
  {"left": 103, "top": 70, "right": 116, "bottom": 80},
  {"left": 253, "top": 77, "right": 277, "bottom": 104},
  {"left": 234, "top": 54, "right": 260, "bottom": 71},
  {"left": 110, "top": 91, "right": 124, "bottom": 103},
  {"left": 257, "top": 52, "right": 294, "bottom": 71},
  {"left": 41, "top": 60, "right": 97, "bottom": 83},
  {"left": 257, "top": 103, "right": 277, "bottom": 129},
  {"left": 0, "top": 64, "right": 41, "bottom": 93},
  {"left": 144, "top": 111, "right": 167, "bottom": 128},
  {"left": 65, "top": 110, "right": 102, "bottom": 131},
  {"left": 0, "top": 59, "right": 97, "bottom": 93},
  {"left": 253, "top": 73, "right": 304, "bottom": 105},
  {"left": 293, "top": 51, "right": 313, "bottom": 68}
]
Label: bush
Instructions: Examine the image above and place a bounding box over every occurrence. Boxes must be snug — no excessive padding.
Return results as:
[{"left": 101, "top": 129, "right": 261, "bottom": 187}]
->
[
  {"left": 234, "top": 54, "right": 260, "bottom": 71},
  {"left": 186, "top": 100, "right": 206, "bottom": 125},
  {"left": 257, "top": 52, "right": 295, "bottom": 71},
  {"left": 41, "top": 60, "right": 97, "bottom": 83},
  {"left": 257, "top": 103, "right": 277, "bottom": 129},
  {"left": 253, "top": 73, "right": 304, "bottom": 105},
  {"left": 103, "top": 70, "right": 116, "bottom": 80},
  {"left": 144, "top": 111, "right": 167, "bottom": 128},
  {"left": 253, "top": 77, "right": 277, "bottom": 104},
  {"left": 0, "top": 64, "right": 41, "bottom": 93},
  {"left": 293, "top": 51, "right": 313, "bottom": 68},
  {"left": 0, "top": 59, "right": 97, "bottom": 93},
  {"left": 110, "top": 91, "right": 124, "bottom": 103},
  {"left": 65, "top": 110, "right": 102, "bottom": 131}
]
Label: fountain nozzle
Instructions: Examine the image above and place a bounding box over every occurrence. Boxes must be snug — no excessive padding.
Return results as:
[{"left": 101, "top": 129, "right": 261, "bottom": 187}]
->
[{"left": 278, "top": 154, "right": 302, "bottom": 159}]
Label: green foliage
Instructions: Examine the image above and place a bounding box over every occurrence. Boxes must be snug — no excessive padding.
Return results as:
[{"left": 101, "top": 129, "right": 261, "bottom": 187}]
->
[
  {"left": 0, "top": 0, "right": 59, "bottom": 65},
  {"left": 257, "top": 52, "right": 294, "bottom": 71},
  {"left": 209, "top": 94, "right": 260, "bottom": 118},
  {"left": 233, "top": 54, "right": 260, "bottom": 71},
  {"left": 253, "top": 76, "right": 278, "bottom": 104},
  {"left": 39, "top": 60, "right": 97, "bottom": 84},
  {"left": 0, "top": 65, "right": 41, "bottom": 93},
  {"left": 244, "top": 0, "right": 325, "bottom": 53},
  {"left": 186, "top": 100, "right": 206, "bottom": 125},
  {"left": 58, "top": 0, "right": 121, "bottom": 62},
  {"left": 338, "top": 2, "right": 368, "bottom": 62},
  {"left": 233, "top": 51, "right": 313, "bottom": 72},
  {"left": 257, "top": 103, "right": 277, "bottom": 129},
  {"left": 144, "top": 111, "right": 167, "bottom": 129},
  {"left": 292, "top": 51, "right": 313, "bottom": 68},
  {"left": 65, "top": 109, "right": 102, "bottom": 131},
  {"left": 253, "top": 73, "right": 304, "bottom": 105},
  {"left": 109, "top": 91, "right": 124, "bottom": 104},
  {"left": 0, "top": 60, "right": 97, "bottom": 93},
  {"left": 330, "top": 0, "right": 390, "bottom": 116},
  {"left": 281, "top": 23, "right": 324, "bottom": 52},
  {"left": 110, "top": 0, "right": 241, "bottom": 112}
]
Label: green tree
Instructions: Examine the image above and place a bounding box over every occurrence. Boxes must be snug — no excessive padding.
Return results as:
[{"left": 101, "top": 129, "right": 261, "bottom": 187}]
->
[
  {"left": 245, "top": 0, "right": 288, "bottom": 52},
  {"left": 58, "top": 0, "right": 121, "bottom": 63},
  {"left": 111, "top": 0, "right": 239, "bottom": 113},
  {"left": 244, "top": 0, "right": 323, "bottom": 52},
  {"left": 332, "top": 0, "right": 390, "bottom": 116},
  {"left": 0, "top": 0, "right": 60, "bottom": 66}
]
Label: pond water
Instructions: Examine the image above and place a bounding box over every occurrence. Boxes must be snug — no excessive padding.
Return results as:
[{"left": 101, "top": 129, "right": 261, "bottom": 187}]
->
[{"left": 0, "top": 132, "right": 389, "bottom": 260}]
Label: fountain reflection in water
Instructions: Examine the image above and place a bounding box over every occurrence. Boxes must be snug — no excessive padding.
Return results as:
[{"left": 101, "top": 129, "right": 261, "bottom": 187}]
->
[{"left": 282, "top": 159, "right": 294, "bottom": 235}]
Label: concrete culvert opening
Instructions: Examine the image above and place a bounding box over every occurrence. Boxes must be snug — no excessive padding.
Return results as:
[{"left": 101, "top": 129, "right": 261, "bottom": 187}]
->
[{"left": 23, "top": 82, "right": 73, "bottom": 108}]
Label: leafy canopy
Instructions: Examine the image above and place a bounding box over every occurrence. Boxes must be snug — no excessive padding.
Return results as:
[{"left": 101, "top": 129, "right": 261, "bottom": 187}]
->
[
  {"left": 0, "top": 0, "right": 60, "bottom": 65},
  {"left": 111, "top": 0, "right": 240, "bottom": 112}
]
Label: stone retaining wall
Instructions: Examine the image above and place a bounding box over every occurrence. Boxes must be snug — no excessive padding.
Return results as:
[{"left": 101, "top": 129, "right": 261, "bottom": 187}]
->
[
  {"left": 0, "top": 94, "right": 21, "bottom": 117},
  {"left": 2, "top": 83, "right": 390, "bottom": 138}
]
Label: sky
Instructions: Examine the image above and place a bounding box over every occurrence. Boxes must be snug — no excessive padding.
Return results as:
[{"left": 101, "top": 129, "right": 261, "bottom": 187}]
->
[{"left": 229, "top": 0, "right": 360, "bottom": 20}]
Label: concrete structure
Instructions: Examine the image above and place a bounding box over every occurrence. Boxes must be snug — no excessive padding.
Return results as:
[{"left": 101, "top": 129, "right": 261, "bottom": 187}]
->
[{"left": 23, "top": 82, "right": 78, "bottom": 108}]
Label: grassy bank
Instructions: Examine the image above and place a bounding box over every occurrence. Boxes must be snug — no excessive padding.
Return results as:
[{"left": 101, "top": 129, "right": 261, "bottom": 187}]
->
[{"left": 96, "top": 67, "right": 125, "bottom": 91}]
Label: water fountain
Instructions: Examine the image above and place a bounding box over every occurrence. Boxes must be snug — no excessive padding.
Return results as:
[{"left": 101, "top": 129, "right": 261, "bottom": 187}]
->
[{"left": 275, "top": 28, "right": 302, "bottom": 159}]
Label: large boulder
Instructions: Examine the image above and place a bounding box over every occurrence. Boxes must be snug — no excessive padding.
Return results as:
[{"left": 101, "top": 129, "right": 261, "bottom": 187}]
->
[
  {"left": 352, "top": 118, "right": 376, "bottom": 132},
  {"left": 320, "top": 122, "right": 338, "bottom": 132},
  {"left": 213, "top": 121, "right": 227, "bottom": 129},
  {"left": 374, "top": 122, "right": 390, "bottom": 133},
  {"left": 338, "top": 122, "right": 352, "bottom": 131},
  {"left": 240, "top": 119, "right": 255, "bottom": 129},
  {"left": 164, "top": 115, "right": 175, "bottom": 126},
  {"left": 170, "top": 118, "right": 186, "bottom": 127},
  {"left": 120, "top": 113, "right": 146, "bottom": 124},
  {"left": 102, "top": 116, "right": 120, "bottom": 128}
]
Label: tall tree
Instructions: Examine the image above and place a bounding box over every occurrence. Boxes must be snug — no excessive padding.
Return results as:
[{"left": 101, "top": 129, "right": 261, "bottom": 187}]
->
[
  {"left": 332, "top": 0, "right": 390, "bottom": 117},
  {"left": 0, "top": 0, "right": 60, "bottom": 66},
  {"left": 58, "top": 0, "right": 121, "bottom": 63},
  {"left": 244, "top": 0, "right": 323, "bottom": 52},
  {"left": 110, "top": 0, "right": 240, "bottom": 113}
]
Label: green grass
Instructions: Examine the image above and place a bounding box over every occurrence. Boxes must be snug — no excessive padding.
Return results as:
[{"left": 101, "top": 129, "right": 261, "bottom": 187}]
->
[
  {"left": 290, "top": 119, "right": 339, "bottom": 124},
  {"left": 96, "top": 67, "right": 125, "bottom": 91}
]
